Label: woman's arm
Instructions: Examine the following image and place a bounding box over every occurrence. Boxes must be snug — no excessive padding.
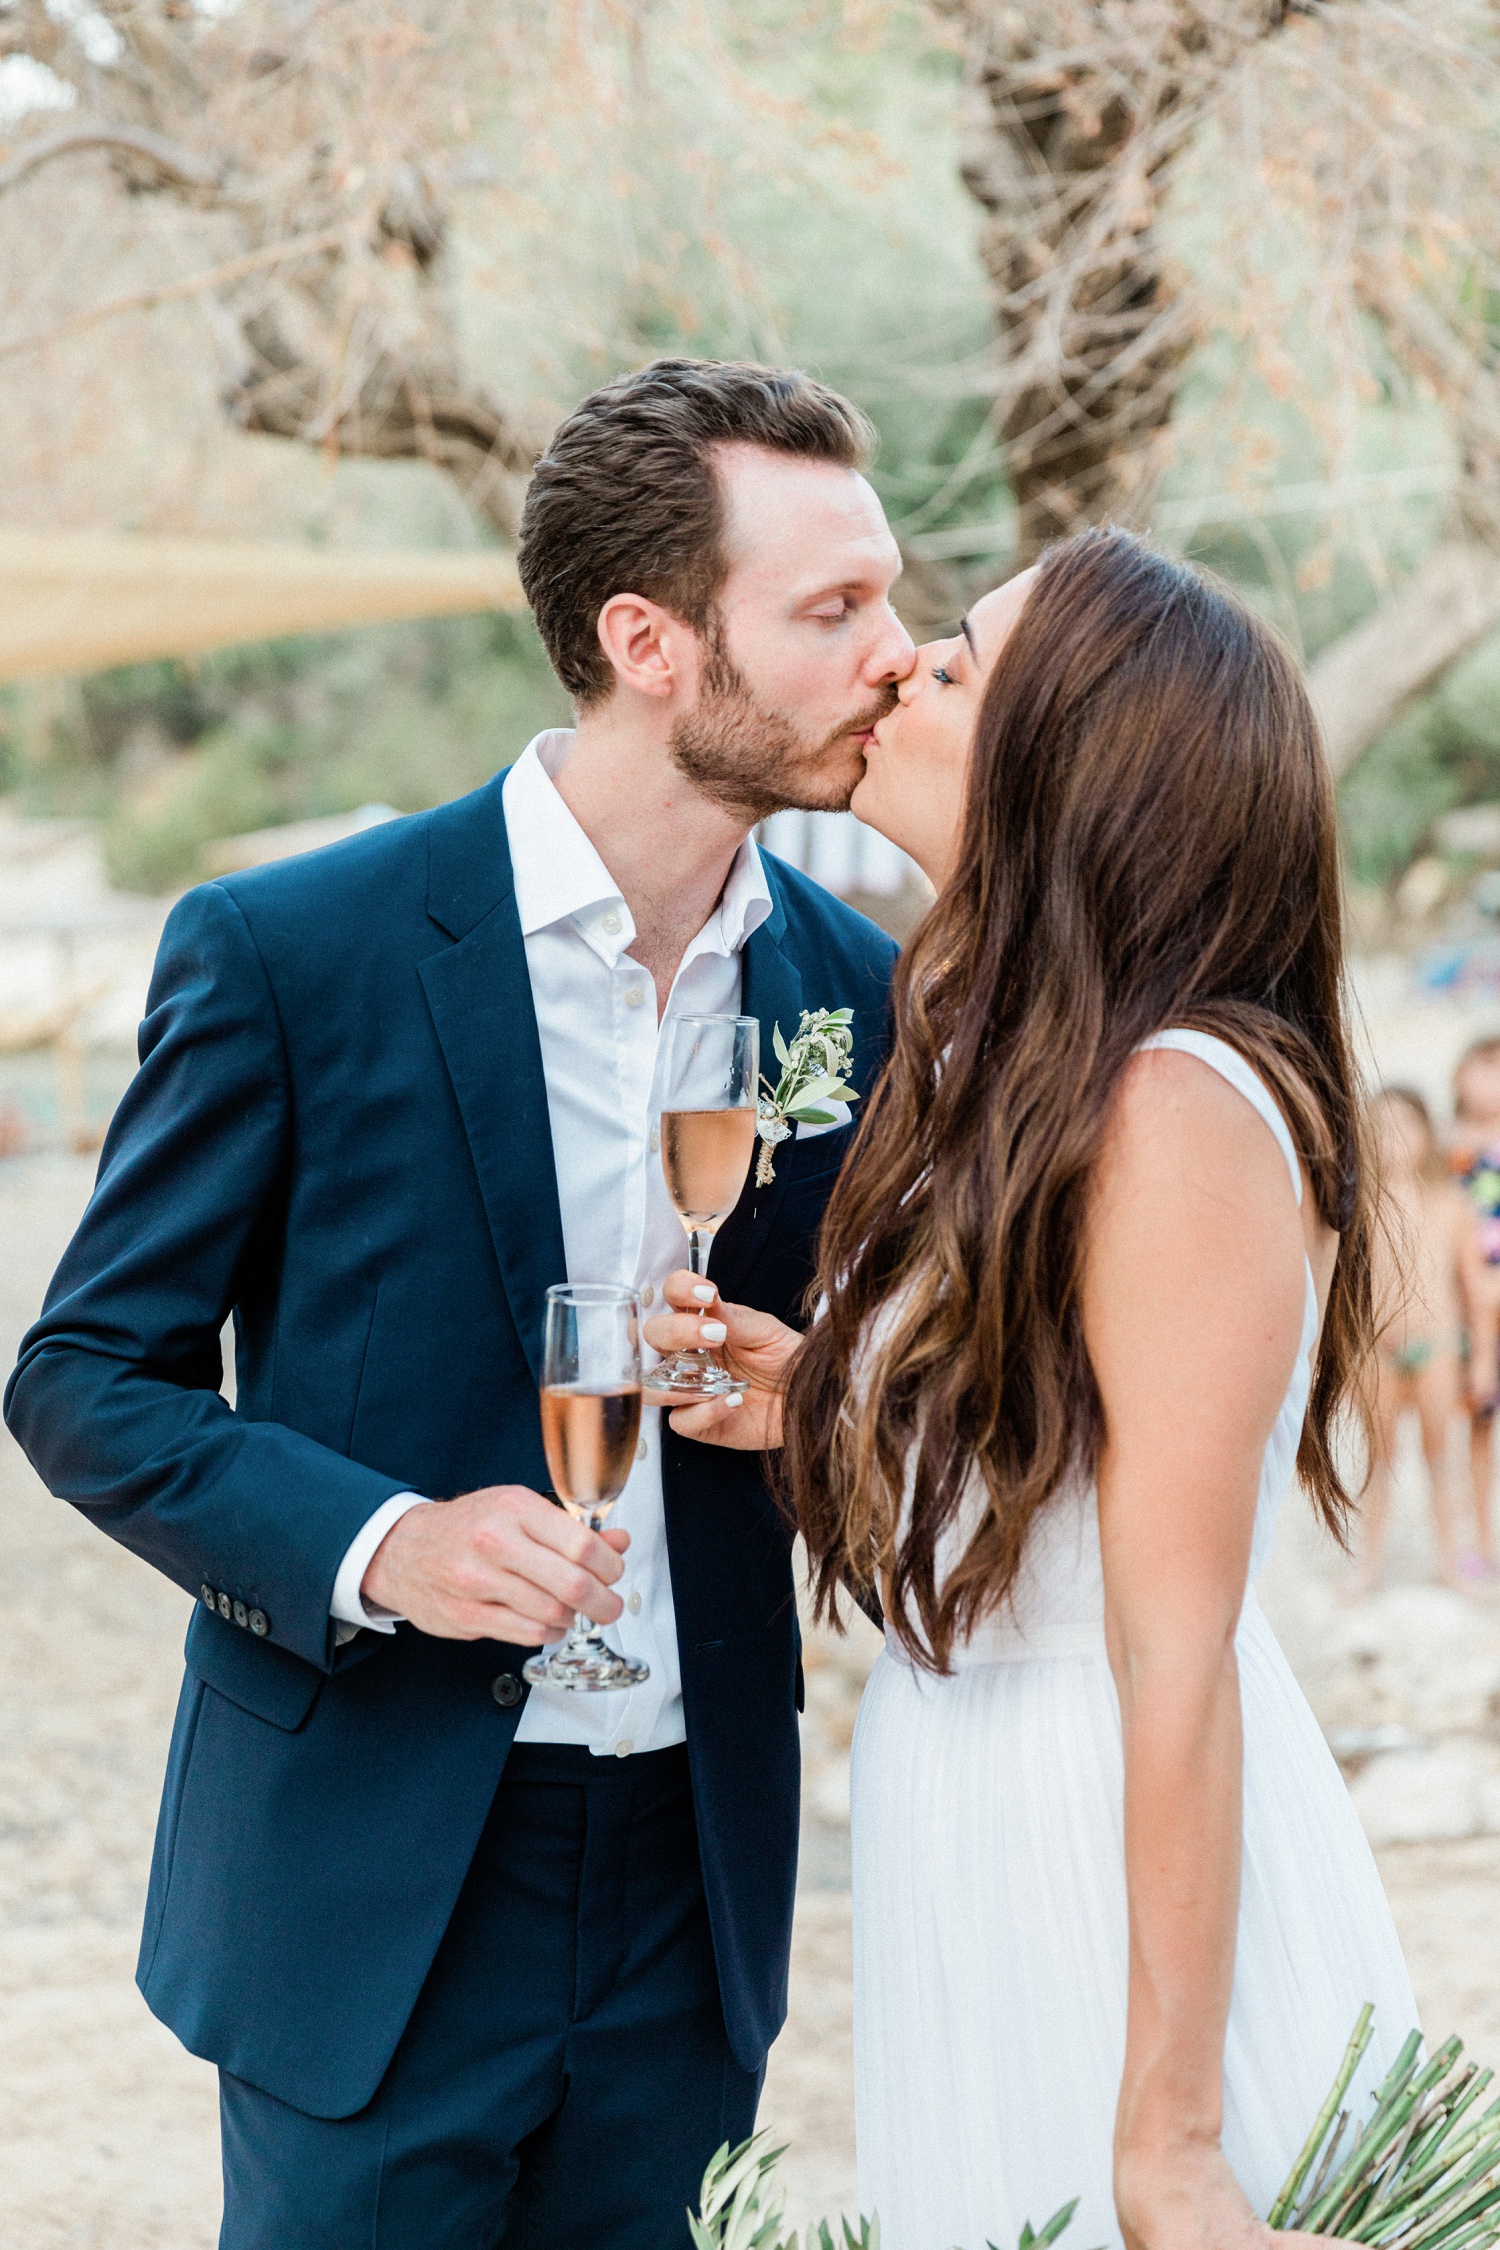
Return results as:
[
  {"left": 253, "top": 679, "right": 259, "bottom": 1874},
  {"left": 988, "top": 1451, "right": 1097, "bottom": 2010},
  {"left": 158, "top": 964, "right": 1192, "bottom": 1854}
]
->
[{"left": 1085, "top": 1049, "right": 1310, "bottom": 2250}]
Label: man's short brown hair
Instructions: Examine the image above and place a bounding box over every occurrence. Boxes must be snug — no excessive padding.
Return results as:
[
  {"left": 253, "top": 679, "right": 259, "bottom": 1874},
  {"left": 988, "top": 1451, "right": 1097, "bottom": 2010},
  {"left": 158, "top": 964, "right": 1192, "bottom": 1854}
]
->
[{"left": 517, "top": 358, "right": 876, "bottom": 706}]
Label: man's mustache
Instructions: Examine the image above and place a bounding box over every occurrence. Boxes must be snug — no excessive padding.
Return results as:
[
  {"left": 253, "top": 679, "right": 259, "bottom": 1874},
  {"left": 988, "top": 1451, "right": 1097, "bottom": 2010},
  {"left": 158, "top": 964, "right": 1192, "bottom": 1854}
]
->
[{"left": 838, "top": 688, "right": 899, "bottom": 741}]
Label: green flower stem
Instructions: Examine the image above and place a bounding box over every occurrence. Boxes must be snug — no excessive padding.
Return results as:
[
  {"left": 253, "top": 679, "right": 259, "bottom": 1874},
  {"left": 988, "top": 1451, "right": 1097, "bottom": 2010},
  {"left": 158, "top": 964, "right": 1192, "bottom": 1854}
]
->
[
  {"left": 1357, "top": 2108, "right": 1500, "bottom": 2238},
  {"left": 1381, "top": 2164, "right": 1500, "bottom": 2250},
  {"left": 1302, "top": 2035, "right": 1437, "bottom": 2232},
  {"left": 1271, "top": 2005, "right": 1377, "bottom": 2226},
  {"left": 1296, "top": 2116, "right": 1354, "bottom": 2225},
  {"left": 1417, "top": 2073, "right": 1495, "bottom": 2173}
]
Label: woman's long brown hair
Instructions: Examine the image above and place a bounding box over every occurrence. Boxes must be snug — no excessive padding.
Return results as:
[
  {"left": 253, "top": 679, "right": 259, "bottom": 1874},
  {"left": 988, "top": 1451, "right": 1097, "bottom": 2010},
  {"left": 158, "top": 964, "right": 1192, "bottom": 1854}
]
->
[{"left": 785, "top": 527, "right": 1374, "bottom": 1672}]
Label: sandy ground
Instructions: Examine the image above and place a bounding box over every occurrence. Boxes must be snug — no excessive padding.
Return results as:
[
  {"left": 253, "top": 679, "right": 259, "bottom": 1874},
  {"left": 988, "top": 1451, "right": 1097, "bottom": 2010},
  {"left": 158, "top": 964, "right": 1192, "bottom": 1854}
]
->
[{"left": 11, "top": 985, "right": 1500, "bottom": 2240}]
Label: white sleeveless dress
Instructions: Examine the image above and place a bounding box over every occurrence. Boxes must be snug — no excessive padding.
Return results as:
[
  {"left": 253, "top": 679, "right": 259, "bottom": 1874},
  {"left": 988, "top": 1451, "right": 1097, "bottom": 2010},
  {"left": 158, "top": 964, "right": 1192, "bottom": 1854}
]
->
[{"left": 849, "top": 1030, "right": 1418, "bottom": 2250}]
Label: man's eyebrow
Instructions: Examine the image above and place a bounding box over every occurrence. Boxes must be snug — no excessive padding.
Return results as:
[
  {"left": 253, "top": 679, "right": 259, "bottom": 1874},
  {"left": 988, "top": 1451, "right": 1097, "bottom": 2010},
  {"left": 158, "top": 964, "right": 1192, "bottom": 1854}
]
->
[{"left": 959, "top": 616, "right": 977, "bottom": 659}]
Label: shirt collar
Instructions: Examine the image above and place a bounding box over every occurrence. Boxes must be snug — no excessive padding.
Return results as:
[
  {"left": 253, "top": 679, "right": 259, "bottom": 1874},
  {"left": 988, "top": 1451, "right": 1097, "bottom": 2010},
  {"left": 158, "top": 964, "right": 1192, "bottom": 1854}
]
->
[{"left": 502, "top": 730, "right": 774, "bottom": 966}]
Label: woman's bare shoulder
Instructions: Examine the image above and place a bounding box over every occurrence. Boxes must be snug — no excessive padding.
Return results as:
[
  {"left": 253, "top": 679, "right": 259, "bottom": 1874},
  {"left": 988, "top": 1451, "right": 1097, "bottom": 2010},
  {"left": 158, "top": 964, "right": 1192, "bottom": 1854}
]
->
[{"left": 1101, "top": 1044, "right": 1296, "bottom": 1205}]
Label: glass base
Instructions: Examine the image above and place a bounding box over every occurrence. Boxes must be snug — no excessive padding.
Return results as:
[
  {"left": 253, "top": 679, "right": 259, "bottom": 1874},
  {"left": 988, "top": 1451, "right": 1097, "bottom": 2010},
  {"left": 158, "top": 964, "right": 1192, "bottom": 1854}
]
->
[
  {"left": 647, "top": 1350, "right": 736, "bottom": 1401},
  {"left": 523, "top": 1636, "right": 650, "bottom": 1693}
]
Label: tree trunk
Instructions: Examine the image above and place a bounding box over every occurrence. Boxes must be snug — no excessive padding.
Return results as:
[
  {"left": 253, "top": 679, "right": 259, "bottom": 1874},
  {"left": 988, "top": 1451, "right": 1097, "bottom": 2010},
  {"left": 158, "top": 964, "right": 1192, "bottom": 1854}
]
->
[
  {"left": 1308, "top": 543, "right": 1500, "bottom": 780},
  {"left": 937, "top": 0, "right": 1293, "bottom": 566}
]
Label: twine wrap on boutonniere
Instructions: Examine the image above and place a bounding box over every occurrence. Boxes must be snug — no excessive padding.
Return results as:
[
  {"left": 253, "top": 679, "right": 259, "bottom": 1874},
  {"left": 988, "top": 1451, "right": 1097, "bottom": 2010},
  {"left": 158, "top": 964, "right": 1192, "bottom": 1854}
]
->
[{"left": 754, "top": 1007, "right": 859, "bottom": 1187}]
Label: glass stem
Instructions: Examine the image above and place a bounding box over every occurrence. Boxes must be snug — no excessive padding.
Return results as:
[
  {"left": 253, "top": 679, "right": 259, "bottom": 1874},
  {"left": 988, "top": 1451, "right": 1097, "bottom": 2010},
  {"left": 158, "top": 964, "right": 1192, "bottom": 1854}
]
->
[
  {"left": 567, "top": 1509, "right": 606, "bottom": 1645},
  {"left": 688, "top": 1228, "right": 711, "bottom": 1277}
]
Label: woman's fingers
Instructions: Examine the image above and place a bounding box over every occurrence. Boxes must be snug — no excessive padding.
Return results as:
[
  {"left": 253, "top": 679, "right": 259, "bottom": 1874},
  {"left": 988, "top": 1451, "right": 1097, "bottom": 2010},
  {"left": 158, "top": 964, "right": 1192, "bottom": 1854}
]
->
[
  {"left": 667, "top": 1394, "right": 744, "bottom": 1438},
  {"left": 667, "top": 1392, "right": 783, "bottom": 1450},
  {"left": 643, "top": 1310, "right": 726, "bottom": 1355},
  {"left": 661, "top": 1269, "right": 719, "bottom": 1312}
]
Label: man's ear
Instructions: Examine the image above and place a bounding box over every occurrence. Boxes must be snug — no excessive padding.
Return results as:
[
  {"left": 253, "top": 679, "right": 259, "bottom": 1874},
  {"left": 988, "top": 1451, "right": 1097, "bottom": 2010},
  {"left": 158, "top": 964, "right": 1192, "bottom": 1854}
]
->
[{"left": 595, "top": 593, "right": 699, "bottom": 701}]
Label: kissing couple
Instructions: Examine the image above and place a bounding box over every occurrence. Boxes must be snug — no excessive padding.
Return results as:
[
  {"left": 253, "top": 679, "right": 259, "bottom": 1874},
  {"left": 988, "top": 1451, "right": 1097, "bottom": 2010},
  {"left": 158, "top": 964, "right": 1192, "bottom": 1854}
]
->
[{"left": 9, "top": 358, "right": 1417, "bottom": 2250}]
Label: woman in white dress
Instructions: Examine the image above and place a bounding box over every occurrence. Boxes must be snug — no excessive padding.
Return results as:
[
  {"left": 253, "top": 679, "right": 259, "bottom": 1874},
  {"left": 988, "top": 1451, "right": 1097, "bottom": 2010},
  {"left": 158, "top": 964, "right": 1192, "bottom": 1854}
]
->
[{"left": 646, "top": 528, "right": 1418, "bottom": 2250}]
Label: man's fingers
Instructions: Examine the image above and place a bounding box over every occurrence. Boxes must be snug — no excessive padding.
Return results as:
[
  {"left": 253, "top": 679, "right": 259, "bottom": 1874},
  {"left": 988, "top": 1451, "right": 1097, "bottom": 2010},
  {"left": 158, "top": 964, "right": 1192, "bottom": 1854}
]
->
[
  {"left": 492, "top": 1493, "right": 626, "bottom": 1579},
  {"left": 497, "top": 1541, "right": 625, "bottom": 1623}
]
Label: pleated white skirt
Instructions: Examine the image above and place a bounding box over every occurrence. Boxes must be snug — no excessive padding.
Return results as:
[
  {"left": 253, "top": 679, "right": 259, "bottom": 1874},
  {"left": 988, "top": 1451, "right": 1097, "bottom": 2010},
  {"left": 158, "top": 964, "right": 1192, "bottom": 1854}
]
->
[{"left": 850, "top": 1594, "right": 1419, "bottom": 2250}]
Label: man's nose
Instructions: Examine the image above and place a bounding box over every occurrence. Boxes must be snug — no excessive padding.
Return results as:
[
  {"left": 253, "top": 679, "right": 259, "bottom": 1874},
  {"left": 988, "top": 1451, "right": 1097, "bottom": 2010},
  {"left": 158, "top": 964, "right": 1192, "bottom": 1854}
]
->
[{"left": 868, "top": 614, "right": 917, "bottom": 686}]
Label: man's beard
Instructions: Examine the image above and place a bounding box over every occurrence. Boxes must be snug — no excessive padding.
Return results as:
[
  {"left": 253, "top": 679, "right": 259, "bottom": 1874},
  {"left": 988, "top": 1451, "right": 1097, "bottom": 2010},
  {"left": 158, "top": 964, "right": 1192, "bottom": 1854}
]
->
[{"left": 669, "top": 631, "right": 896, "bottom": 825}]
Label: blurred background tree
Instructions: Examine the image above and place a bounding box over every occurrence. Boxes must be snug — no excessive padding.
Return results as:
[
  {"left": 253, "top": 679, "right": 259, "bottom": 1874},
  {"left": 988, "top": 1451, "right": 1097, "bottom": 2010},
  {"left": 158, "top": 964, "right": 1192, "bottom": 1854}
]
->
[{"left": 2, "top": 0, "right": 1500, "bottom": 909}]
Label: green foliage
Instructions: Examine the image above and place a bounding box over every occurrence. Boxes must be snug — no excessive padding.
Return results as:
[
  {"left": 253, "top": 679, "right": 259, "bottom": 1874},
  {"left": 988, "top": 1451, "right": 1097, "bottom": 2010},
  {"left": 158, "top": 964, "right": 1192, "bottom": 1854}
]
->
[
  {"left": 689, "top": 2135, "right": 809, "bottom": 2250},
  {"left": 12, "top": 609, "right": 569, "bottom": 894},
  {"left": 689, "top": 2134, "right": 1082, "bottom": 2250}
]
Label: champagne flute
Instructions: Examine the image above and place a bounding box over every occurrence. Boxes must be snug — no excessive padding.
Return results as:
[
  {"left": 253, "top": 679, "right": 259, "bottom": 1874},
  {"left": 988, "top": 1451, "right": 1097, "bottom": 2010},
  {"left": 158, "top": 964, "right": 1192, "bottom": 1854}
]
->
[
  {"left": 652, "top": 1014, "right": 759, "bottom": 1399},
  {"left": 522, "top": 1283, "right": 650, "bottom": 1693}
]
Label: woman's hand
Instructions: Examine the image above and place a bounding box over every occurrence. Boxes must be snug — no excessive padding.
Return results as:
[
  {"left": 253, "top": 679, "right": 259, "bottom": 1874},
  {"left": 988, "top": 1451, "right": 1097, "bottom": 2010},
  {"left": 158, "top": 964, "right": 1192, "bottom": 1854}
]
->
[
  {"left": 1116, "top": 2135, "right": 1325, "bottom": 2250},
  {"left": 642, "top": 1272, "right": 800, "bottom": 1448}
]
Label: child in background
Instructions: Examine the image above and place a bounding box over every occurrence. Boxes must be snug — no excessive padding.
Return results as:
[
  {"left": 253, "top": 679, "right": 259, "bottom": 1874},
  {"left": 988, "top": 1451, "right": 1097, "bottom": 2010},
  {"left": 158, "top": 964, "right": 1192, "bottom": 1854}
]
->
[
  {"left": 1356, "top": 1087, "right": 1470, "bottom": 1598},
  {"left": 1451, "top": 1034, "right": 1500, "bottom": 1580}
]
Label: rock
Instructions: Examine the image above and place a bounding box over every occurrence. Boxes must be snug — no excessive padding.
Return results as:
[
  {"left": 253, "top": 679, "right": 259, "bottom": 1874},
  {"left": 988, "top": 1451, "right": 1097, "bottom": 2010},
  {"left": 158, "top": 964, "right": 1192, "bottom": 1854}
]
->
[{"left": 1349, "top": 1740, "right": 1500, "bottom": 1845}]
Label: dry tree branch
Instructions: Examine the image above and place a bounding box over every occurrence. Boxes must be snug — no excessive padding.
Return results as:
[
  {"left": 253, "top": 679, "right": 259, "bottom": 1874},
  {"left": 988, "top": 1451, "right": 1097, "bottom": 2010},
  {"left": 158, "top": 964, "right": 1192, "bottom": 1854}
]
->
[
  {"left": 0, "top": 120, "right": 224, "bottom": 196},
  {"left": 0, "top": 230, "right": 345, "bottom": 366}
]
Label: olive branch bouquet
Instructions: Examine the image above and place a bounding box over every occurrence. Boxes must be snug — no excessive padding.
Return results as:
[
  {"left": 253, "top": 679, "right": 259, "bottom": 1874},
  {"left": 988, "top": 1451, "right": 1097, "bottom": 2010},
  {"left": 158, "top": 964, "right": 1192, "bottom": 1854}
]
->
[
  {"left": 688, "top": 2132, "right": 1084, "bottom": 2250},
  {"left": 1269, "top": 2006, "right": 1500, "bottom": 2250}
]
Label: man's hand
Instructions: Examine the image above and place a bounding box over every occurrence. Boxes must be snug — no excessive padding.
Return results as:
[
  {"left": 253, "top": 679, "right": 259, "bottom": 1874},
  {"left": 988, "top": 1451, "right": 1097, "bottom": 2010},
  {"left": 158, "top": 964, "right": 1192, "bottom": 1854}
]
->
[{"left": 361, "top": 1485, "right": 629, "bottom": 1644}]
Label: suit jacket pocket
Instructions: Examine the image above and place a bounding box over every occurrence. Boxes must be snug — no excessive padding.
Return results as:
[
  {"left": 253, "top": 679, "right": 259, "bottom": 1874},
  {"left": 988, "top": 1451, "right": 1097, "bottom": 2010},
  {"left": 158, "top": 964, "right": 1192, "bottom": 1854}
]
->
[
  {"left": 778, "top": 1121, "right": 854, "bottom": 1187},
  {"left": 185, "top": 1604, "right": 327, "bottom": 1731}
]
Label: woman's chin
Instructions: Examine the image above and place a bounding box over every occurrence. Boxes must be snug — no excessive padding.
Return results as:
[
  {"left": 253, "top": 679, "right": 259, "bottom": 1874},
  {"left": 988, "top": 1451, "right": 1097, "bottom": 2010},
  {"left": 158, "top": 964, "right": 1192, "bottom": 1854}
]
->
[{"left": 849, "top": 769, "right": 897, "bottom": 845}]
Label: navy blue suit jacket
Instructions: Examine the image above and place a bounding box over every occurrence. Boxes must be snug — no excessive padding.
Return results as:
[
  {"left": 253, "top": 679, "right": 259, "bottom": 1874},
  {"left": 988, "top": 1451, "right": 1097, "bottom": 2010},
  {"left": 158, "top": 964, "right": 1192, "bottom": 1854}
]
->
[{"left": 5, "top": 771, "right": 897, "bottom": 2119}]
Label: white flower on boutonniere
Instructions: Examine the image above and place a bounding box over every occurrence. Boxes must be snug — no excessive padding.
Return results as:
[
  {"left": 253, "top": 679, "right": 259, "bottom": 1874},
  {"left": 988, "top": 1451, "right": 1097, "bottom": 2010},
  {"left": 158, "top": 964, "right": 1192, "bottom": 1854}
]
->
[{"left": 754, "top": 1007, "right": 859, "bottom": 1187}]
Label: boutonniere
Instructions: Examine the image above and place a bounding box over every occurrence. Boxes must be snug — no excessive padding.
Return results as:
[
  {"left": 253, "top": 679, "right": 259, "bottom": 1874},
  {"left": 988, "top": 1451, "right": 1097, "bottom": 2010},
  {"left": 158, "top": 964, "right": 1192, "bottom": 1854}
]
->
[{"left": 755, "top": 1007, "right": 859, "bottom": 1186}]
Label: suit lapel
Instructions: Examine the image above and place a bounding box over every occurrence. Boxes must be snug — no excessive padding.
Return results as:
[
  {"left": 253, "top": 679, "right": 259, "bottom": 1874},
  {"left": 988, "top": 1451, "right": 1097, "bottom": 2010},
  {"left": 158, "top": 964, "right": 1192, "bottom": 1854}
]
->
[
  {"left": 709, "top": 903, "right": 805, "bottom": 1300},
  {"left": 417, "top": 779, "right": 565, "bottom": 1386}
]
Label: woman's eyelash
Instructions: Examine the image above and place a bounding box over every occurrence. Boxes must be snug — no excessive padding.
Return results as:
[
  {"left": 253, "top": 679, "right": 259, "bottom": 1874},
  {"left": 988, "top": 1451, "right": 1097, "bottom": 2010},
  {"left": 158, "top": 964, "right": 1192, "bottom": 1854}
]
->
[{"left": 932, "top": 665, "right": 957, "bottom": 685}]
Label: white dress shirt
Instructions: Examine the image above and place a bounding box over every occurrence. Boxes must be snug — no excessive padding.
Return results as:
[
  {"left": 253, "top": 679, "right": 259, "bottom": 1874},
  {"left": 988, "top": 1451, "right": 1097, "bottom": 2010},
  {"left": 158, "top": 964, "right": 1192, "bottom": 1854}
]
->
[{"left": 329, "top": 729, "right": 774, "bottom": 1756}]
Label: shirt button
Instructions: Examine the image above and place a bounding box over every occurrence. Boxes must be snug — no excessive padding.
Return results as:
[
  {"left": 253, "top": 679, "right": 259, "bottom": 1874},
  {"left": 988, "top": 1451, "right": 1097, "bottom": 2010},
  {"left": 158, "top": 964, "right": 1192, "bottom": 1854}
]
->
[
  {"left": 615, "top": 1739, "right": 634, "bottom": 1758},
  {"left": 636, "top": 1437, "right": 648, "bottom": 1461},
  {"left": 624, "top": 987, "right": 645, "bottom": 1009},
  {"left": 627, "top": 1590, "right": 642, "bottom": 1615},
  {"left": 602, "top": 910, "right": 622, "bottom": 935},
  {"left": 640, "top": 1283, "right": 654, "bottom": 1307},
  {"left": 649, "top": 1126, "right": 661, "bottom": 1153}
]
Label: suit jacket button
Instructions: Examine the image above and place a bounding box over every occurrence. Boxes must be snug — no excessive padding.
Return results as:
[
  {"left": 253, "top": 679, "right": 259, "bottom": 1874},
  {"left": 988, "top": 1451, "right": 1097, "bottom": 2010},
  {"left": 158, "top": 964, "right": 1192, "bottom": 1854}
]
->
[
  {"left": 491, "top": 1673, "right": 523, "bottom": 1709},
  {"left": 200, "top": 1585, "right": 216, "bottom": 1610},
  {"left": 247, "top": 1609, "right": 269, "bottom": 1637},
  {"left": 216, "top": 1592, "right": 232, "bottom": 1620},
  {"left": 232, "top": 1600, "right": 248, "bottom": 1628}
]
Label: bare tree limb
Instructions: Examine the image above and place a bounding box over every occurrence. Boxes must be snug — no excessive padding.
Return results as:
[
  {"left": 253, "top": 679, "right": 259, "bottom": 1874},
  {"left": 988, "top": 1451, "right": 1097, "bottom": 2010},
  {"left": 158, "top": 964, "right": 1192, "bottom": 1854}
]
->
[
  {"left": 0, "top": 120, "right": 224, "bottom": 197},
  {"left": 1310, "top": 542, "right": 1500, "bottom": 779},
  {"left": 0, "top": 231, "right": 344, "bottom": 366}
]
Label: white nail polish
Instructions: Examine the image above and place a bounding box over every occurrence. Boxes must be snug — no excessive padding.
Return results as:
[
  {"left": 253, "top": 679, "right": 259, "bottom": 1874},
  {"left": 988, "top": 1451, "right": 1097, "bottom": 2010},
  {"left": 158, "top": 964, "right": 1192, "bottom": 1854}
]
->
[
  {"left": 726, "top": 1393, "right": 744, "bottom": 1408},
  {"left": 691, "top": 1284, "right": 716, "bottom": 1303},
  {"left": 699, "top": 1319, "right": 728, "bottom": 1343}
]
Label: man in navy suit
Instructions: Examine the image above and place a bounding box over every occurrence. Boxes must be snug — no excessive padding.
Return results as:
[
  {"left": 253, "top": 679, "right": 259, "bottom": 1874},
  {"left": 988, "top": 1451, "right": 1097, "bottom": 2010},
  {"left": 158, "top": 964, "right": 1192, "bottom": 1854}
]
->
[{"left": 6, "top": 359, "right": 913, "bottom": 2247}]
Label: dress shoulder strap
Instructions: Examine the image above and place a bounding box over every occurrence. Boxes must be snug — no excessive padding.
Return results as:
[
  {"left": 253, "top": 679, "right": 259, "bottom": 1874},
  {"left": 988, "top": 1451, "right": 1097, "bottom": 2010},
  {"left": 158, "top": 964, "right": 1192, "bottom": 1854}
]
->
[{"left": 1137, "top": 1028, "right": 1303, "bottom": 1208}]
